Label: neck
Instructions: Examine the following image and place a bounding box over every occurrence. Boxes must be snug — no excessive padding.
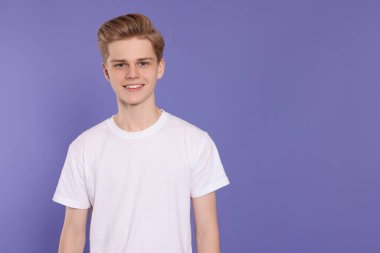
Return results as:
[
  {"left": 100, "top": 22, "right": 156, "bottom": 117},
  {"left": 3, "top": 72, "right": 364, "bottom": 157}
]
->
[{"left": 114, "top": 103, "right": 162, "bottom": 132}]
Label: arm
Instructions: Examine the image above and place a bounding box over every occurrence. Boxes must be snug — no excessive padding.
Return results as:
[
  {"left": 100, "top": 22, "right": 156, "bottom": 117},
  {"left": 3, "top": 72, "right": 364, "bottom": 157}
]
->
[
  {"left": 192, "top": 191, "right": 221, "bottom": 253},
  {"left": 58, "top": 206, "right": 89, "bottom": 253}
]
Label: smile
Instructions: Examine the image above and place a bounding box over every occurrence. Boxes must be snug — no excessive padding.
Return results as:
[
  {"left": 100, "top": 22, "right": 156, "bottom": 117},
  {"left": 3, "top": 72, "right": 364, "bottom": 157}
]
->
[{"left": 123, "top": 84, "right": 145, "bottom": 91}]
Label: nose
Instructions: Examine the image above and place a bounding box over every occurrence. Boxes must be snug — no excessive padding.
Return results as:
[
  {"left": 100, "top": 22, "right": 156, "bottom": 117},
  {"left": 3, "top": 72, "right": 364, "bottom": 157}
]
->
[{"left": 125, "top": 64, "right": 140, "bottom": 79}]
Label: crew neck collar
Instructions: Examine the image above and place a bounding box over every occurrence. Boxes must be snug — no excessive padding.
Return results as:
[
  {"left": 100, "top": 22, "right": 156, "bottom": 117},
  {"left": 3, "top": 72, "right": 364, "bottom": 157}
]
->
[{"left": 107, "top": 108, "right": 168, "bottom": 139}]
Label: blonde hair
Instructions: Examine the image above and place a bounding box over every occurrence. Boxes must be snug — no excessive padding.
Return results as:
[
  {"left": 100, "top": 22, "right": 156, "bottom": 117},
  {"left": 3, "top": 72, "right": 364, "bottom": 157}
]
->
[{"left": 97, "top": 13, "right": 165, "bottom": 63}]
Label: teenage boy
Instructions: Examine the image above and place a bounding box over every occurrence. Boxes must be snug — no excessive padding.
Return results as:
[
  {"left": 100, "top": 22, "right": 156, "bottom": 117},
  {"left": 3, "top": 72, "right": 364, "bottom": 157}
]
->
[{"left": 52, "top": 13, "right": 230, "bottom": 253}]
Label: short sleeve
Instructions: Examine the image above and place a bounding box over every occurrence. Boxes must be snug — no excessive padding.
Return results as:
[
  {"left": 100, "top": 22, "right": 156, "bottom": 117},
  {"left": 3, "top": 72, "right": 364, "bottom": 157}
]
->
[
  {"left": 190, "top": 131, "right": 230, "bottom": 198},
  {"left": 52, "top": 135, "right": 91, "bottom": 209}
]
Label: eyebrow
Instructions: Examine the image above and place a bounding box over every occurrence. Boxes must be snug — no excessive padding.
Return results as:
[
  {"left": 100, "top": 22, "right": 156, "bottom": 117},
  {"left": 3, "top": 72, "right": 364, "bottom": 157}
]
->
[{"left": 110, "top": 57, "right": 154, "bottom": 63}]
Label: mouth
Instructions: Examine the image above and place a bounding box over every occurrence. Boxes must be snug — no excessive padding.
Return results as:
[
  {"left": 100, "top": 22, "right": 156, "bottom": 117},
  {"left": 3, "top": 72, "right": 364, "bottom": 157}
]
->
[{"left": 123, "top": 84, "right": 145, "bottom": 91}]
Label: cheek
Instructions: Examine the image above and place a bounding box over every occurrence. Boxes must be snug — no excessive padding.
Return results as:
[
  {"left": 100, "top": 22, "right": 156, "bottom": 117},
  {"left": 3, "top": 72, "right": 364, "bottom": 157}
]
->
[
  {"left": 110, "top": 70, "right": 125, "bottom": 80},
  {"left": 142, "top": 69, "right": 158, "bottom": 80}
]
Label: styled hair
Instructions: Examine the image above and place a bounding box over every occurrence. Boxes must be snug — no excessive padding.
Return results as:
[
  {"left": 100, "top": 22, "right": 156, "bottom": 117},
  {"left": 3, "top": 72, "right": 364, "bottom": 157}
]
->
[{"left": 97, "top": 13, "right": 165, "bottom": 63}]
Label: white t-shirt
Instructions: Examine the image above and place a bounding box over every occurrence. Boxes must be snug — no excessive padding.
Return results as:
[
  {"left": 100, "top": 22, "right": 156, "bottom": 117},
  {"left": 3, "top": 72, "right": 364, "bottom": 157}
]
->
[{"left": 52, "top": 108, "right": 230, "bottom": 253}]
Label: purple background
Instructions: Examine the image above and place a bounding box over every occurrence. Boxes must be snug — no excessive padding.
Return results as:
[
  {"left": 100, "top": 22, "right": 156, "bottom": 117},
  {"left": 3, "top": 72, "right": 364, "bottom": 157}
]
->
[{"left": 1, "top": 0, "right": 379, "bottom": 252}]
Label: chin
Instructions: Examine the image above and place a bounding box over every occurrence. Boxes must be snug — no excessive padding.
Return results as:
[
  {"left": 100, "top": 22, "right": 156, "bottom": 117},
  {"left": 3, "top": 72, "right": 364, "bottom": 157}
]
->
[{"left": 119, "top": 96, "right": 147, "bottom": 106}]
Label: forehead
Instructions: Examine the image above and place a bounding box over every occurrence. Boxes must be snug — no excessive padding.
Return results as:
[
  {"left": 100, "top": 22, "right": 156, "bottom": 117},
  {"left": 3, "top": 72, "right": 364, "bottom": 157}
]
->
[{"left": 107, "top": 37, "right": 156, "bottom": 61}]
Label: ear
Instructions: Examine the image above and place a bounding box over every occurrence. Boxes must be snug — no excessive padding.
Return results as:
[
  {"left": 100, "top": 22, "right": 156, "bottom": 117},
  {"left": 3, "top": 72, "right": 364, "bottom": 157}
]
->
[
  {"left": 157, "top": 58, "right": 165, "bottom": 80},
  {"left": 102, "top": 63, "right": 110, "bottom": 82}
]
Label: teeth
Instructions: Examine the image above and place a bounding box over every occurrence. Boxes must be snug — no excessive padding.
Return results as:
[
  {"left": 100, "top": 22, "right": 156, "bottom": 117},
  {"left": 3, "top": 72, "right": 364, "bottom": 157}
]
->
[{"left": 126, "top": 84, "right": 143, "bottom": 88}]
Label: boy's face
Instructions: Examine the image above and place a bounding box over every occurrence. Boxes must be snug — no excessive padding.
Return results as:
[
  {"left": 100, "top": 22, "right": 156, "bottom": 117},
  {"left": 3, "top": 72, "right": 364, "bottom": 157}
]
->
[{"left": 102, "top": 37, "right": 165, "bottom": 108}]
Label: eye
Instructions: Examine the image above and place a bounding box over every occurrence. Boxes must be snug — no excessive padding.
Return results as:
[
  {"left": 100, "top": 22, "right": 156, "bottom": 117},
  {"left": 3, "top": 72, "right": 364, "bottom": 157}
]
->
[
  {"left": 114, "top": 63, "right": 126, "bottom": 68},
  {"left": 138, "top": 61, "right": 150, "bottom": 67}
]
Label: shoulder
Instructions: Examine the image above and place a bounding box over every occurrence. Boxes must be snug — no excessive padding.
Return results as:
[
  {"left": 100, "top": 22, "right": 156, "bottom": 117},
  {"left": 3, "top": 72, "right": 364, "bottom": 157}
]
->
[
  {"left": 165, "top": 111, "right": 209, "bottom": 141},
  {"left": 164, "top": 112, "right": 216, "bottom": 157},
  {"left": 68, "top": 116, "right": 109, "bottom": 149}
]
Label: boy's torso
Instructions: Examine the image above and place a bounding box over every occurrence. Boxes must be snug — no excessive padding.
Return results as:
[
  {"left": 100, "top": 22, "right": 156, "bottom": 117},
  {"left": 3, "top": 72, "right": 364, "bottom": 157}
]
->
[{"left": 82, "top": 111, "right": 199, "bottom": 252}]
